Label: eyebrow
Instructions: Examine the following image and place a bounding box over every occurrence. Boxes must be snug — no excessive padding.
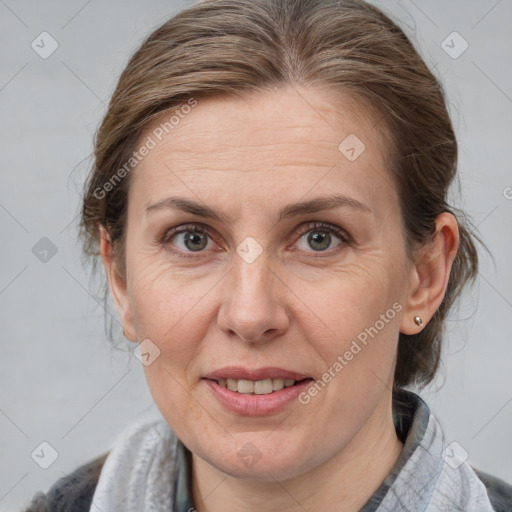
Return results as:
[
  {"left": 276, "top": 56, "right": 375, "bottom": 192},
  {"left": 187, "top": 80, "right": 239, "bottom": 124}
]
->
[{"left": 144, "top": 194, "right": 372, "bottom": 223}]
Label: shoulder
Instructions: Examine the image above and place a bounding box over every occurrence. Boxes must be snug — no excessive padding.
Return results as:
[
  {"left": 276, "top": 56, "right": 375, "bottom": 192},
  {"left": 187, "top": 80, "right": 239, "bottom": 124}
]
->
[
  {"left": 471, "top": 466, "right": 512, "bottom": 512},
  {"left": 22, "top": 452, "right": 109, "bottom": 512}
]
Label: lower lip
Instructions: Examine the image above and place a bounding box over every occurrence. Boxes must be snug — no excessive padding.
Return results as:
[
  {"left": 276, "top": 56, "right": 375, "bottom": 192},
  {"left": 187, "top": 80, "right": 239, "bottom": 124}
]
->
[{"left": 203, "top": 378, "right": 313, "bottom": 416}]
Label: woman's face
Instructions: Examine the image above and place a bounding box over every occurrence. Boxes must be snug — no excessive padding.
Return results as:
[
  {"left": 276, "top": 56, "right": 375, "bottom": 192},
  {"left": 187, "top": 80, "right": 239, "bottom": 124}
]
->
[{"left": 107, "top": 86, "right": 417, "bottom": 480}]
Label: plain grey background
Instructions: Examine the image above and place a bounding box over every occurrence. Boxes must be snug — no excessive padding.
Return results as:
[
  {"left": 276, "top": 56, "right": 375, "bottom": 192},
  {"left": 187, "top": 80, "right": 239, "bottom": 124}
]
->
[{"left": 1, "top": 0, "right": 511, "bottom": 510}]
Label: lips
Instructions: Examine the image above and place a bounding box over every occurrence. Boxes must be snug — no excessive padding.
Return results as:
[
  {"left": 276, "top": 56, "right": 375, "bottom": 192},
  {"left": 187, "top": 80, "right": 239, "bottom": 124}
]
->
[
  {"left": 203, "top": 366, "right": 312, "bottom": 382},
  {"left": 203, "top": 377, "right": 314, "bottom": 415}
]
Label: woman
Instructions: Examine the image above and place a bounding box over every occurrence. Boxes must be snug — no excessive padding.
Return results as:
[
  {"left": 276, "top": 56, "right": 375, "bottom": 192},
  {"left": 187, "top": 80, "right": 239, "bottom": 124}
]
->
[{"left": 24, "top": 0, "right": 512, "bottom": 510}]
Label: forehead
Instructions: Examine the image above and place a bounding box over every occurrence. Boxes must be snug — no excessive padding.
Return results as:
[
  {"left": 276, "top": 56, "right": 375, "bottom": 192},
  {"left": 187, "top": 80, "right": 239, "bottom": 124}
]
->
[{"left": 129, "top": 86, "right": 396, "bottom": 217}]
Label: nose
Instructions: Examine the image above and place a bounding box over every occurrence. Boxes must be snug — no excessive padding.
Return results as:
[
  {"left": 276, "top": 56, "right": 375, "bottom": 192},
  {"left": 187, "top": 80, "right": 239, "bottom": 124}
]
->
[{"left": 217, "top": 251, "right": 290, "bottom": 343}]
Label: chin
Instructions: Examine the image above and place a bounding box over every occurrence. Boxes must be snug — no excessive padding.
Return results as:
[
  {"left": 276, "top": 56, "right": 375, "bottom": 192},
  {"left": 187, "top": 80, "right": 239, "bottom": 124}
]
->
[{"left": 197, "top": 441, "right": 315, "bottom": 482}]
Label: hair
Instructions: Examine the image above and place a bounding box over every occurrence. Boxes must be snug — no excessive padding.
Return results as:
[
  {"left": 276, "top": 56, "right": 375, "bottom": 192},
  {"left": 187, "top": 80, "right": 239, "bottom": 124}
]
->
[{"left": 79, "top": 0, "right": 488, "bottom": 391}]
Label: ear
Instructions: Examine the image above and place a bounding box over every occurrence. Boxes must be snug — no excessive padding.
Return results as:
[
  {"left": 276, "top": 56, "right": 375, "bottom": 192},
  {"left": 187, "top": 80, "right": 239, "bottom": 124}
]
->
[
  {"left": 99, "top": 225, "right": 137, "bottom": 342},
  {"left": 400, "top": 212, "right": 460, "bottom": 335}
]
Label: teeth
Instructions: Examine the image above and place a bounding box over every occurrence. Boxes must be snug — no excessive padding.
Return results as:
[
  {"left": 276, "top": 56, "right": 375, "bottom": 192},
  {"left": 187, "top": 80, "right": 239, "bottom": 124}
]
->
[
  {"left": 237, "top": 379, "right": 254, "bottom": 394},
  {"left": 218, "top": 378, "right": 297, "bottom": 394},
  {"left": 272, "top": 378, "right": 284, "bottom": 391},
  {"left": 254, "top": 379, "right": 273, "bottom": 394}
]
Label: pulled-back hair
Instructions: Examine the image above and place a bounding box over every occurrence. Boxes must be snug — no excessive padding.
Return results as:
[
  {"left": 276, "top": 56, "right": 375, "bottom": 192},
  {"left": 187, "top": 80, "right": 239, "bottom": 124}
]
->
[{"left": 79, "top": 0, "right": 488, "bottom": 390}]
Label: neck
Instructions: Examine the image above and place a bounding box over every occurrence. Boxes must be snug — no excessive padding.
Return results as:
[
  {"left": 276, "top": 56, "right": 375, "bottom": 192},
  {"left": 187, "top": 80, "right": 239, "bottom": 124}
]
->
[{"left": 191, "top": 392, "right": 404, "bottom": 512}]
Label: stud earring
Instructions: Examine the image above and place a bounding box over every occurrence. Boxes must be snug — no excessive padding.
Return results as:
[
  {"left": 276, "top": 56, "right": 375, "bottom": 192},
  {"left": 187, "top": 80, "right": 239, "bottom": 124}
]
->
[{"left": 414, "top": 316, "right": 423, "bottom": 326}]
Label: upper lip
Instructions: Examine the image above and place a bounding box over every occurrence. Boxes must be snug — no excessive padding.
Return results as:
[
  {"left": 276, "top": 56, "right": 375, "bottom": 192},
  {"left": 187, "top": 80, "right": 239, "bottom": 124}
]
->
[{"left": 203, "top": 367, "right": 312, "bottom": 381}]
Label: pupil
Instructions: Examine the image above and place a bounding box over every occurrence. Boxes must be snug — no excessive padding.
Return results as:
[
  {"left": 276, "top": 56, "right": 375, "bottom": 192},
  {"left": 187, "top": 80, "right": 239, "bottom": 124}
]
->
[
  {"left": 309, "top": 231, "right": 330, "bottom": 251},
  {"left": 185, "top": 232, "right": 207, "bottom": 251},
  {"left": 182, "top": 230, "right": 331, "bottom": 252}
]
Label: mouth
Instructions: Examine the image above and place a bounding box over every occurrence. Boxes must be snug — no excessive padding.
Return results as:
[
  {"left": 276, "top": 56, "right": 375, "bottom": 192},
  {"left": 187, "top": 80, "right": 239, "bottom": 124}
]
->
[
  {"left": 202, "top": 374, "right": 315, "bottom": 415},
  {"left": 203, "top": 377, "right": 314, "bottom": 395}
]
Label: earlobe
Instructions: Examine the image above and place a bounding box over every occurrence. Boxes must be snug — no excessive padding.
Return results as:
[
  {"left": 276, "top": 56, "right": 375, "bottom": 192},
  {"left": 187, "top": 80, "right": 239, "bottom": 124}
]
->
[
  {"left": 99, "top": 225, "right": 137, "bottom": 341},
  {"left": 399, "top": 212, "right": 460, "bottom": 335}
]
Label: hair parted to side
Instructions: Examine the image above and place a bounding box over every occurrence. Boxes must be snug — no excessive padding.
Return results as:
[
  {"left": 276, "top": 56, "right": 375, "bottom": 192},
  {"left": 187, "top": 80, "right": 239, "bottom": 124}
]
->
[{"left": 79, "top": 0, "right": 489, "bottom": 390}]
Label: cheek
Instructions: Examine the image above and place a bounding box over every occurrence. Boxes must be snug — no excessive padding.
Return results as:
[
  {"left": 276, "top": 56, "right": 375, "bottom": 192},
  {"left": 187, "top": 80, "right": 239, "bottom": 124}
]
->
[
  {"left": 291, "top": 256, "right": 402, "bottom": 401},
  {"left": 126, "top": 263, "right": 216, "bottom": 407},
  {"left": 130, "top": 265, "right": 214, "bottom": 426},
  {"left": 127, "top": 259, "right": 215, "bottom": 339},
  {"left": 293, "top": 251, "right": 399, "bottom": 340}
]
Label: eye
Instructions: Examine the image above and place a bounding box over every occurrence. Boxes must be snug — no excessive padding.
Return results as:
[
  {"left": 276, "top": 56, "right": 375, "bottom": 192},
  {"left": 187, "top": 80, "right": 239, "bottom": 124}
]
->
[
  {"left": 293, "top": 222, "right": 351, "bottom": 254},
  {"left": 160, "top": 223, "right": 217, "bottom": 257},
  {"left": 159, "top": 221, "right": 351, "bottom": 258}
]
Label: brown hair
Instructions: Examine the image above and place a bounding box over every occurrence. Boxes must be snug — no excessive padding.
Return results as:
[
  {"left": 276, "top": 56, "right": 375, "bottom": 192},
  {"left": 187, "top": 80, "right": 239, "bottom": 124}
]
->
[{"left": 79, "top": 0, "right": 488, "bottom": 390}]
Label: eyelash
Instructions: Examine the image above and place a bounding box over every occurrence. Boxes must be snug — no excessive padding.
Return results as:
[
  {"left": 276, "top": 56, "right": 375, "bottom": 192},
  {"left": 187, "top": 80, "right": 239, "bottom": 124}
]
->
[{"left": 159, "top": 221, "right": 351, "bottom": 259}]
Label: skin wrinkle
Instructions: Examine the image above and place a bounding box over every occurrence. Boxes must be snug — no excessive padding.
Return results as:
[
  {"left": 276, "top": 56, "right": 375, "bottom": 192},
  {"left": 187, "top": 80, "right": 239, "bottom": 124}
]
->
[{"left": 99, "top": 85, "right": 459, "bottom": 512}]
